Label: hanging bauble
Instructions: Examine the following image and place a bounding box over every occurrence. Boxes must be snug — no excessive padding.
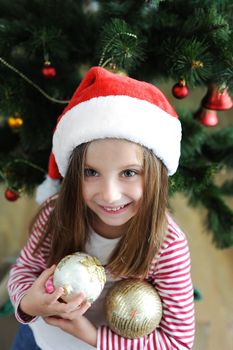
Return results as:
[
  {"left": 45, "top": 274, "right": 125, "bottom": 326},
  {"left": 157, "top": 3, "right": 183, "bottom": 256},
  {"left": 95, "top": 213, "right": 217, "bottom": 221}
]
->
[
  {"left": 4, "top": 188, "right": 20, "bottom": 201},
  {"left": 172, "top": 79, "right": 189, "bottom": 99},
  {"left": 202, "top": 83, "right": 233, "bottom": 110},
  {"left": 42, "top": 61, "right": 57, "bottom": 78},
  {"left": 105, "top": 279, "right": 162, "bottom": 338},
  {"left": 195, "top": 107, "right": 219, "bottom": 127},
  {"left": 53, "top": 252, "right": 106, "bottom": 303},
  {"left": 7, "top": 114, "right": 23, "bottom": 129}
]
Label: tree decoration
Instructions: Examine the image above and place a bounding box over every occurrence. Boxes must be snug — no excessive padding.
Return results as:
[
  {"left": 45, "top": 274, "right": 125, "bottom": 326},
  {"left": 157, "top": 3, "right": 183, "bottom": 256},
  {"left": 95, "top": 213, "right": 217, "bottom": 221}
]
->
[
  {"left": 4, "top": 188, "right": 20, "bottom": 201},
  {"left": 0, "top": 1, "right": 232, "bottom": 248},
  {"left": 195, "top": 107, "right": 219, "bottom": 127},
  {"left": 172, "top": 79, "right": 189, "bottom": 99},
  {"left": 0, "top": 57, "right": 68, "bottom": 104},
  {"left": 191, "top": 60, "right": 204, "bottom": 70},
  {"left": 7, "top": 113, "right": 23, "bottom": 129},
  {"left": 42, "top": 60, "right": 57, "bottom": 78},
  {"left": 53, "top": 252, "right": 106, "bottom": 303},
  {"left": 106, "top": 63, "right": 128, "bottom": 76},
  {"left": 202, "top": 83, "right": 233, "bottom": 111},
  {"left": 105, "top": 279, "right": 162, "bottom": 338}
]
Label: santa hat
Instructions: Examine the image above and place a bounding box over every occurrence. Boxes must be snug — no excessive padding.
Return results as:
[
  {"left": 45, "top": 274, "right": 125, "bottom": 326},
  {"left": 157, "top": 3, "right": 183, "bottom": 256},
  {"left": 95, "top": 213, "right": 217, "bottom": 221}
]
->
[{"left": 36, "top": 66, "right": 181, "bottom": 204}]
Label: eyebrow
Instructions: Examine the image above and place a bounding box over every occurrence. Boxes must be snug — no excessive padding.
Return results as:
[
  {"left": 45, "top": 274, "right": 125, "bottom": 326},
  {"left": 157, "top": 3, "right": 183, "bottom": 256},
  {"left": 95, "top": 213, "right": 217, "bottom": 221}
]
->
[
  {"left": 122, "top": 164, "right": 143, "bottom": 168},
  {"left": 84, "top": 163, "right": 143, "bottom": 169}
]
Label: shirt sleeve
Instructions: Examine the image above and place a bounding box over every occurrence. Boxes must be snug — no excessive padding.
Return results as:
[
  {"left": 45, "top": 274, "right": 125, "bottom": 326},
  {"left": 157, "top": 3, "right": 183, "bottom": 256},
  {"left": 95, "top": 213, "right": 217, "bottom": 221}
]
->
[
  {"left": 7, "top": 200, "right": 53, "bottom": 324},
  {"left": 97, "top": 223, "right": 195, "bottom": 349}
]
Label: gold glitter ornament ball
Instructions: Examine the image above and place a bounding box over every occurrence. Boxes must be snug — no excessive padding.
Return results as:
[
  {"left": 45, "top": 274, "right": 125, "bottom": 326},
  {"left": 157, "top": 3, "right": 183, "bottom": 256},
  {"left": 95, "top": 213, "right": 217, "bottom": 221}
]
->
[
  {"left": 105, "top": 279, "right": 162, "bottom": 338},
  {"left": 53, "top": 252, "right": 106, "bottom": 303}
]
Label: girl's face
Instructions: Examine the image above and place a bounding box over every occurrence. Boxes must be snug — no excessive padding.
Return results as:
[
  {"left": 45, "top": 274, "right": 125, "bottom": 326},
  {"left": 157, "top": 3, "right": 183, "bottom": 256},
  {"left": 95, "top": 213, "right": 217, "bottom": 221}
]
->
[{"left": 82, "top": 139, "right": 144, "bottom": 238}]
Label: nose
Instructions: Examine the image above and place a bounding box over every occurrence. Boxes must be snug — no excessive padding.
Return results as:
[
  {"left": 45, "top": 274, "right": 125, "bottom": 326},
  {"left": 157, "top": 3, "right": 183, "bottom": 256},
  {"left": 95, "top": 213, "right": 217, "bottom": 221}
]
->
[{"left": 100, "top": 178, "right": 122, "bottom": 204}]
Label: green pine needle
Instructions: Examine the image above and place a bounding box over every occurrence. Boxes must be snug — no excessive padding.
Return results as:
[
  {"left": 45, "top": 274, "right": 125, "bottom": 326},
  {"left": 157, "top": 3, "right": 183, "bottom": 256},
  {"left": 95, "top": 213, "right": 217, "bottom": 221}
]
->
[{"left": 98, "top": 18, "right": 144, "bottom": 70}]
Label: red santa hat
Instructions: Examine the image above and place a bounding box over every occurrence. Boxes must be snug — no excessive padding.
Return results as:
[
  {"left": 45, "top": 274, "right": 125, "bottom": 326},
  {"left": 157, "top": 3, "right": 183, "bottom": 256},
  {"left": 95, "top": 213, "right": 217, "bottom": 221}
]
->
[{"left": 36, "top": 66, "right": 181, "bottom": 203}]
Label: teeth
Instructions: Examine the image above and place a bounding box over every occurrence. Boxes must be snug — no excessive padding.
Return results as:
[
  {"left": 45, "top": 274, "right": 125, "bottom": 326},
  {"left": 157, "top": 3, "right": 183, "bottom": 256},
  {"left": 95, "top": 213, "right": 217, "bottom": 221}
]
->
[{"left": 104, "top": 205, "right": 125, "bottom": 212}]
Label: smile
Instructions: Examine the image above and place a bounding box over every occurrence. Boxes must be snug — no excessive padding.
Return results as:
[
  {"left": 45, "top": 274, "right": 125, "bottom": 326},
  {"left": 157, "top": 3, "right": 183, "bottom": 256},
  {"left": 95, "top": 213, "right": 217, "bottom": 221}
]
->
[{"left": 99, "top": 203, "right": 131, "bottom": 214}]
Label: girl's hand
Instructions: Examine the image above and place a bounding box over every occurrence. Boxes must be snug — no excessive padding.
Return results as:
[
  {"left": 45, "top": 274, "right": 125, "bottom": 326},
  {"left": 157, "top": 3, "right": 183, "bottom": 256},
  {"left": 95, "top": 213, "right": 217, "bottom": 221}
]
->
[
  {"left": 44, "top": 314, "right": 97, "bottom": 347},
  {"left": 20, "top": 265, "right": 88, "bottom": 318}
]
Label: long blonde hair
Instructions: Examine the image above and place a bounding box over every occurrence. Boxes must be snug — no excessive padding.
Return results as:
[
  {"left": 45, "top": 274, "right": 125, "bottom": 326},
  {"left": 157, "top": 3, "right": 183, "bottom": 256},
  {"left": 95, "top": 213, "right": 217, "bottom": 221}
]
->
[{"left": 34, "top": 141, "right": 168, "bottom": 278}]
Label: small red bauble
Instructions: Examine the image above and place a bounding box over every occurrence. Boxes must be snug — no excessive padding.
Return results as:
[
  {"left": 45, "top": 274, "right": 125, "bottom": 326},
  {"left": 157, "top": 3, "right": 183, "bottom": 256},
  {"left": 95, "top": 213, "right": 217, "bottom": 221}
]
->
[
  {"left": 4, "top": 188, "right": 20, "bottom": 201},
  {"left": 42, "top": 61, "right": 56, "bottom": 78},
  {"left": 172, "top": 80, "right": 189, "bottom": 99}
]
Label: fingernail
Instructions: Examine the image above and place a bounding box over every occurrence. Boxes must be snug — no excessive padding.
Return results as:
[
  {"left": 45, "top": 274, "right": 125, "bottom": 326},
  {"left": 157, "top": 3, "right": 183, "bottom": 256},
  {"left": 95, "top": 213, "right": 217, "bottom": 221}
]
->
[{"left": 45, "top": 278, "right": 55, "bottom": 294}]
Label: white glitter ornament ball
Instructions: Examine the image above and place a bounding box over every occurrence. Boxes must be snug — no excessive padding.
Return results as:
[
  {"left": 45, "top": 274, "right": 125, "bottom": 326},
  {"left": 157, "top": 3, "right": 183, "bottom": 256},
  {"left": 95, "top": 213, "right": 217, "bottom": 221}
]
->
[{"left": 53, "top": 252, "right": 106, "bottom": 303}]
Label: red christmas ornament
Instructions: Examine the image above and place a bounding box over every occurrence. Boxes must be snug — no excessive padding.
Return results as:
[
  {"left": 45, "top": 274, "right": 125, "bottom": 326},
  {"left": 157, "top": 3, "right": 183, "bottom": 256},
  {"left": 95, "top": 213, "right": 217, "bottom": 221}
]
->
[
  {"left": 195, "top": 107, "right": 219, "bottom": 127},
  {"left": 202, "top": 84, "right": 233, "bottom": 110},
  {"left": 42, "top": 61, "right": 57, "bottom": 78},
  {"left": 172, "top": 79, "right": 189, "bottom": 99},
  {"left": 4, "top": 188, "right": 20, "bottom": 201}
]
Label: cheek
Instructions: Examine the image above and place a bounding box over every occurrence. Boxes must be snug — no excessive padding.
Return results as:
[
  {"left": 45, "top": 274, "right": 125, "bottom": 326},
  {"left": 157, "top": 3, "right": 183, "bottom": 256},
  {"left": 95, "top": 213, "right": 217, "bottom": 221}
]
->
[
  {"left": 129, "top": 182, "right": 144, "bottom": 201},
  {"left": 136, "top": 191, "right": 143, "bottom": 205},
  {"left": 133, "top": 188, "right": 143, "bottom": 200},
  {"left": 82, "top": 183, "right": 89, "bottom": 203},
  {"left": 82, "top": 182, "right": 96, "bottom": 203}
]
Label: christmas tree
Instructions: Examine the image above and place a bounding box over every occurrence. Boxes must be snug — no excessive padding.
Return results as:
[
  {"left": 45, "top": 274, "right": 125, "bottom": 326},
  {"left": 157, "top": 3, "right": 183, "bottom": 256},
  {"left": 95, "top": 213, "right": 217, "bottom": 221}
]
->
[{"left": 0, "top": 0, "right": 232, "bottom": 247}]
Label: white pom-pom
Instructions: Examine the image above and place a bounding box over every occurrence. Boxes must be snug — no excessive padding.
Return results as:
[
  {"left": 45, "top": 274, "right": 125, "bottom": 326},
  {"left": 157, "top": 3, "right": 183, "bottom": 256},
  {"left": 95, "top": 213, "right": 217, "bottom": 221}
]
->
[{"left": 36, "top": 175, "right": 60, "bottom": 204}]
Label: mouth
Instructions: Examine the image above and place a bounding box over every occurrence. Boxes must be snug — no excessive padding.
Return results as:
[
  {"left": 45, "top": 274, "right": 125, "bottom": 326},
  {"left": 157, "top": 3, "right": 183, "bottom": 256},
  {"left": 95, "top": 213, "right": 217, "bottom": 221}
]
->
[{"left": 99, "top": 203, "right": 132, "bottom": 214}]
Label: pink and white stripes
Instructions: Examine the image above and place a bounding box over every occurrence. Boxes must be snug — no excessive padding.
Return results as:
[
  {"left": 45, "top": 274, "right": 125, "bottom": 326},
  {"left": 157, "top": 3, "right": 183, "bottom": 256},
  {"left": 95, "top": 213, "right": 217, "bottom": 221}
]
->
[
  {"left": 8, "top": 197, "right": 195, "bottom": 349},
  {"left": 97, "top": 218, "right": 195, "bottom": 349}
]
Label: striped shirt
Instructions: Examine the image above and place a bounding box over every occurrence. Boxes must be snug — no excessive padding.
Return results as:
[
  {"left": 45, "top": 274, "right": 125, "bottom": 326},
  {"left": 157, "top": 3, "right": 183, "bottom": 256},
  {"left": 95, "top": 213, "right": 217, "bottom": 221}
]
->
[{"left": 8, "top": 197, "right": 195, "bottom": 349}]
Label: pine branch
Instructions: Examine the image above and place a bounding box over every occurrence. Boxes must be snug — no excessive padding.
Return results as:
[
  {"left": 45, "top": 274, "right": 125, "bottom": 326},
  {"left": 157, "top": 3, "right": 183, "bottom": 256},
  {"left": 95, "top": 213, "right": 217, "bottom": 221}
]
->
[
  {"left": 203, "top": 184, "right": 233, "bottom": 248},
  {"left": 202, "top": 126, "right": 233, "bottom": 168},
  {"left": 0, "top": 0, "right": 232, "bottom": 248},
  {"left": 163, "top": 38, "right": 213, "bottom": 86},
  {"left": 220, "top": 179, "right": 233, "bottom": 196},
  {"left": 98, "top": 18, "right": 145, "bottom": 70},
  {"left": 170, "top": 113, "right": 233, "bottom": 248}
]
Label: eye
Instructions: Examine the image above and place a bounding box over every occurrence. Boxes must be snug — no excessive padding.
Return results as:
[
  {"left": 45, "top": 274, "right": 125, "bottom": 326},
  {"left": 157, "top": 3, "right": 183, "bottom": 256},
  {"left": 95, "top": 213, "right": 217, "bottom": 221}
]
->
[
  {"left": 122, "top": 169, "right": 137, "bottom": 177},
  {"left": 84, "top": 168, "right": 98, "bottom": 177}
]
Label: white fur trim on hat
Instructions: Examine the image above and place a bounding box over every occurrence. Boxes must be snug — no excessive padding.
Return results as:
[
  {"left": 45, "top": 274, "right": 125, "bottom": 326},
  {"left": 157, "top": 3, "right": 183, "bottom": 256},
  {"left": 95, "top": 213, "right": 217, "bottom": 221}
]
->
[
  {"left": 53, "top": 95, "right": 181, "bottom": 176},
  {"left": 36, "top": 175, "right": 60, "bottom": 204}
]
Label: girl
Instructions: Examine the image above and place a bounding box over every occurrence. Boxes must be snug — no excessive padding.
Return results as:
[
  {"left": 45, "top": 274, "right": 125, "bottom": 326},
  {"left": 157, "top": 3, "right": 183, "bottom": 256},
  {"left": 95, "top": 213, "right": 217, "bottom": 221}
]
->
[{"left": 8, "top": 66, "right": 195, "bottom": 349}]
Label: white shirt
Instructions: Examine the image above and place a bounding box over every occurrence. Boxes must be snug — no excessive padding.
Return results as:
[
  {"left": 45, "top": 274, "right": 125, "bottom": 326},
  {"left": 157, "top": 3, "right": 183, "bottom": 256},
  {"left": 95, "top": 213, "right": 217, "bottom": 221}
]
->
[{"left": 30, "top": 228, "right": 121, "bottom": 350}]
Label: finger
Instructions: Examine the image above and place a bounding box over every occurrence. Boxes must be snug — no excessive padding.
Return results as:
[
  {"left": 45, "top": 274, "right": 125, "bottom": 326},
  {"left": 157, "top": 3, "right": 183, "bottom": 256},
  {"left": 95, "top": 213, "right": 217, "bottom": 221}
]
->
[
  {"left": 77, "top": 300, "right": 91, "bottom": 315},
  {"left": 50, "top": 302, "right": 71, "bottom": 315},
  {"left": 47, "top": 287, "right": 65, "bottom": 304},
  {"left": 51, "top": 297, "right": 81, "bottom": 315},
  {"left": 63, "top": 292, "right": 86, "bottom": 312},
  {"left": 45, "top": 277, "right": 55, "bottom": 294},
  {"left": 61, "top": 300, "right": 91, "bottom": 320},
  {"left": 36, "top": 265, "right": 56, "bottom": 286}
]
